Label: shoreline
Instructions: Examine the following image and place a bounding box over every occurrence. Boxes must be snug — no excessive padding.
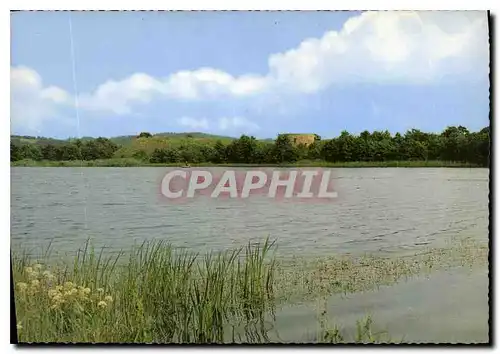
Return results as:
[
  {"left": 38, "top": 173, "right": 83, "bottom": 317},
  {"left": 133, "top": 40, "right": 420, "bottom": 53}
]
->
[
  {"left": 12, "top": 237, "right": 488, "bottom": 343},
  {"left": 11, "top": 159, "right": 485, "bottom": 168}
]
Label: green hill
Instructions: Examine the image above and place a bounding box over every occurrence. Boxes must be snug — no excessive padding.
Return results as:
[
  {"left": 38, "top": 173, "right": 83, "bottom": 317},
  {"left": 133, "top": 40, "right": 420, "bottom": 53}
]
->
[
  {"left": 109, "top": 132, "right": 237, "bottom": 147},
  {"left": 11, "top": 132, "right": 239, "bottom": 146},
  {"left": 11, "top": 132, "right": 254, "bottom": 160},
  {"left": 10, "top": 135, "right": 68, "bottom": 146},
  {"left": 112, "top": 133, "right": 236, "bottom": 158}
]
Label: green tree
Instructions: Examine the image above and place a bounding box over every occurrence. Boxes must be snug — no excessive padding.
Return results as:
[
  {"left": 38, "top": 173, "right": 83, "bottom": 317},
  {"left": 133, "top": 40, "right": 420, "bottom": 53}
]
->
[
  {"left": 212, "top": 140, "right": 227, "bottom": 163},
  {"left": 321, "top": 139, "right": 339, "bottom": 162},
  {"left": 58, "top": 144, "right": 81, "bottom": 161},
  {"left": 11, "top": 143, "right": 21, "bottom": 162},
  {"left": 41, "top": 144, "right": 58, "bottom": 160},
  {"left": 19, "top": 144, "right": 42, "bottom": 161},
  {"left": 132, "top": 150, "right": 149, "bottom": 161},
  {"left": 164, "top": 147, "right": 182, "bottom": 163},
  {"left": 440, "top": 126, "right": 468, "bottom": 162},
  {"left": 150, "top": 148, "right": 166, "bottom": 163},
  {"left": 226, "top": 135, "right": 258, "bottom": 163},
  {"left": 137, "top": 132, "right": 152, "bottom": 138},
  {"left": 306, "top": 141, "right": 322, "bottom": 160},
  {"left": 336, "top": 131, "right": 356, "bottom": 161},
  {"left": 272, "top": 134, "right": 299, "bottom": 163}
]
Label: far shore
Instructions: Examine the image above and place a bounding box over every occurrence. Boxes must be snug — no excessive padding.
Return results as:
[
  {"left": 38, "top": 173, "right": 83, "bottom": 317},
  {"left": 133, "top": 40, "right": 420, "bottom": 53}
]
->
[
  {"left": 11, "top": 158, "right": 485, "bottom": 168},
  {"left": 11, "top": 159, "right": 485, "bottom": 168},
  {"left": 12, "top": 236, "right": 487, "bottom": 343}
]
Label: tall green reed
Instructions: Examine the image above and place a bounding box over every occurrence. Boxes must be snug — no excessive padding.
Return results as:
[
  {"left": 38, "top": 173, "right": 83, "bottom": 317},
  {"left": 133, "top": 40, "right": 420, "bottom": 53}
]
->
[{"left": 12, "top": 238, "right": 277, "bottom": 343}]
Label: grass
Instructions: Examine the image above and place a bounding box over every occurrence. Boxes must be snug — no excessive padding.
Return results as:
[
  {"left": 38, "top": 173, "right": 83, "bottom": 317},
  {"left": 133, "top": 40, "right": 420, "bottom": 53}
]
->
[
  {"left": 273, "top": 237, "right": 488, "bottom": 305},
  {"left": 11, "top": 158, "right": 484, "bottom": 168},
  {"left": 10, "top": 133, "right": 237, "bottom": 148},
  {"left": 318, "top": 313, "right": 393, "bottom": 344},
  {"left": 11, "top": 158, "right": 147, "bottom": 167},
  {"left": 12, "top": 237, "right": 488, "bottom": 343},
  {"left": 13, "top": 239, "right": 277, "bottom": 344},
  {"left": 114, "top": 135, "right": 235, "bottom": 157}
]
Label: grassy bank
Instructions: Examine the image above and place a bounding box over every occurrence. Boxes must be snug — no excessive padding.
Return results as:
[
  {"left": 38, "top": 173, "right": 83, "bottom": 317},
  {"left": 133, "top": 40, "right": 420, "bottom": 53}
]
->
[
  {"left": 274, "top": 237, "right": 488, "bottom": 305},
  {"left": 11, "top": 158, "right": 484, "bottom": 168},
  {"left": 12, "top": 237, "right": 487, "bottom": 343},
  {"left": 13, "top": 239, "right": 278, "bottom": 344}
]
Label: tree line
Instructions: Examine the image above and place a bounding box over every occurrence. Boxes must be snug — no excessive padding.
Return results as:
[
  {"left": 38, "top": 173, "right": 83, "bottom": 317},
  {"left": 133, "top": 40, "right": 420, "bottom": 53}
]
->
[
  {"left": 11, "top": 126, "right": 490, "bottom": 167},
  {"left": 11, "top": 138, "right": 119, "bottom": 162}
]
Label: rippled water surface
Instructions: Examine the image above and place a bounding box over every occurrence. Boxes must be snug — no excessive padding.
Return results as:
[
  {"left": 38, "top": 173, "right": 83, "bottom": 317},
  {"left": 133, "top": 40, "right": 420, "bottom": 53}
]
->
[
  {"left": 273, "top": 267, "right": 489, "bottom": 343},
  {"left": 11, "top": 167, "right": 489, "bottom": 256},
  {"left": 11, "top": 167, "right": 490, "bottom": 343}
]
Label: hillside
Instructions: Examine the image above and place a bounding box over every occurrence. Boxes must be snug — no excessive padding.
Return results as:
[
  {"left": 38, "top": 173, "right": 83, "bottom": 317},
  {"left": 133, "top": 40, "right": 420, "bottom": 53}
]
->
[
  {"left": 113, "top": 133, "right": 238, "bottom": 159},
  {"left": 11, "top": 126, "right": 490, "bottom": 168},
  {"left": 11, "top": 132, "right": 240, "bottom": 147},
  {"left": 109, "top": 132, "right": 237, "bottom": 147},
  {"left": 10, "top": 135, "right": 70, "bottom": 146}
]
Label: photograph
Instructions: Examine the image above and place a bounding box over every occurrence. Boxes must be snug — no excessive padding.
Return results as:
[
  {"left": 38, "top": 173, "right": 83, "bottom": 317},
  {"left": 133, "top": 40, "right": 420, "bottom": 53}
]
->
[{"left": 10, "top": 10, "right": 490, "bottom": 344}]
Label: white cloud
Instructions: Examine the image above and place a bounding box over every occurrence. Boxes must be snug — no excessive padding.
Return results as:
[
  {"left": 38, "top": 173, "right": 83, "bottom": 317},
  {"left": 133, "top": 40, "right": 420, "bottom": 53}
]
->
[
  {"left": 11, "top": 11, "right": 488, "bottom": 120},
  {"left": 176, "top": 116, "right": 260, "bottom": 133},
  {"left": 10, "top": 66, "right": 71, "bottom": 131},
  {"left": 178, "top": 116, "right": 209, "bottom": 130},
  {"left": 218, "top": 117, "right": 260, "bottom": 132},
  {"left": 268, "top": 11, "right": 488, "bottom": 91},
  {"left": 77, "top": 68, "right": 270, "bottom": 116},
  {"left": 78, "top": 73, "right": 165, "bottom": 115},
  {"left": 78, "top": 11, "right": 487, "bottom": 114},
  {"left": 165, "top": 69, "right": 269, "bottom": 99}
]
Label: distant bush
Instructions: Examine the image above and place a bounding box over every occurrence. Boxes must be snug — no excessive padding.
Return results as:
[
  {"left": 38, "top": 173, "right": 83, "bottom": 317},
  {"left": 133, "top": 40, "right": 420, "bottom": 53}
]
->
[
  {"left": 132, "top": 150, "right": 149, "bottom": 161},
  {"left": 11, "top": 126, "right": 490, "bottom": 167},
  {"left": 137, "top": 132, "right": 152, "bottom": 138}
]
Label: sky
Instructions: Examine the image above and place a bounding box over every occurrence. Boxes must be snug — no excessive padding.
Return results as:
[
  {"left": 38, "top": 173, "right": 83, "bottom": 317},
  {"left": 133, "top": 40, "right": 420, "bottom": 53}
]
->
[{"left": 11, "top": 11, "right": 490, "bottom": 139}]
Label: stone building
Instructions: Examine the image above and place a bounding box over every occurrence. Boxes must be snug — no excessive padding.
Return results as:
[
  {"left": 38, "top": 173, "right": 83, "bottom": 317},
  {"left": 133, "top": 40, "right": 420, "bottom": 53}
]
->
[{"left": 280, "top": 134, "right": 318, "bottom": 147}]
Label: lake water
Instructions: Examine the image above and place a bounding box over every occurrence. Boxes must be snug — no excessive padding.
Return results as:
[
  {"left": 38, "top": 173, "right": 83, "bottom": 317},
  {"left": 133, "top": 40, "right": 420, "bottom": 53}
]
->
[
  {"left": 273, "top": 266, "right": 489, "bottom": 343},
  {"left": 11, "top": 167, "right": 489, "bottom": 256},
  {"left": 10, "top": 167, "right": 490, "bottom": 343}
]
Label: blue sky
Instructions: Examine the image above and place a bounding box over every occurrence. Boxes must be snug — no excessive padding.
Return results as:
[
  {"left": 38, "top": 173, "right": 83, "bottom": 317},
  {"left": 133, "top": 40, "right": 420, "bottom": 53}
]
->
[{"left": 11, "top": 11, "right": 490, "bottom": 139}]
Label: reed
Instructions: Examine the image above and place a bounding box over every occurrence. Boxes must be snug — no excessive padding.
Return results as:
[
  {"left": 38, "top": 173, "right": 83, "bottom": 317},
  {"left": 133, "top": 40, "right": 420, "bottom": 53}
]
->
[
  {"left": 13, "top": 238, "right": 276, "bottom": 343},
  {"left": 12, "top": 237, "right": 487, "bottom": 343}
]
